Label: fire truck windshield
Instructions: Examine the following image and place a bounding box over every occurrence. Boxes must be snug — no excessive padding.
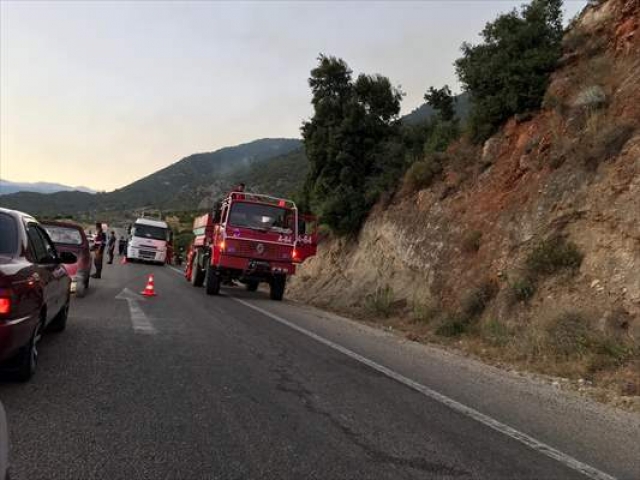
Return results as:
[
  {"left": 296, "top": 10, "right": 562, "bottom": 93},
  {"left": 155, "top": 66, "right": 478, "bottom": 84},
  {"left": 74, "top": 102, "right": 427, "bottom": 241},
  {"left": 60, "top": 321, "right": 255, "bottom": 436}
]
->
[{"left": 228, "top": 202, "right": 294, "bottom": 234}]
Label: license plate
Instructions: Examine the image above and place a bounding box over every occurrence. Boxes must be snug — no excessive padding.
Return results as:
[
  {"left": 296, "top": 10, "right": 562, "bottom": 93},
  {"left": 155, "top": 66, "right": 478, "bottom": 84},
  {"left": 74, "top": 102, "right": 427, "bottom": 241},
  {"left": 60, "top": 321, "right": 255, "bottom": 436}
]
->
[{"left": 247, "top": 260, "right": 270, "bottom": 271}]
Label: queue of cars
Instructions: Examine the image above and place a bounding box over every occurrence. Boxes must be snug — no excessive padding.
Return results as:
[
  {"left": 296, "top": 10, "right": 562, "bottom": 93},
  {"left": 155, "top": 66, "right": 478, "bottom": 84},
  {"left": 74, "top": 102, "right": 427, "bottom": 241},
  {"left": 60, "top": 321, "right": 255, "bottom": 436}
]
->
[
  {"left": 0, "top": 208, "right": 176, "bottom": 382},
  {"left": 0, "top": 208, "right": 78, "bottom": 381}
]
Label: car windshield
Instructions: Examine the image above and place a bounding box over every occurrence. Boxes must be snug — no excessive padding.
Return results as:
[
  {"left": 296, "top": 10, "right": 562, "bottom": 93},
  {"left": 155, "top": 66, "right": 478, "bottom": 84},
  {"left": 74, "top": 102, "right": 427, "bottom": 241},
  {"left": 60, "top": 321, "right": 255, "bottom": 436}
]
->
[
  {"left": 132, "top": 224, "right": 168, "bottom": 241},
  {"left": 43, "top": 225, "right": 83, "bottom": 245},
  {"left": 228, "top": 202, "right": 295, "bottom": 234},
  {"left": 0, "top": 213, "right": 18, "bottom": 255}
]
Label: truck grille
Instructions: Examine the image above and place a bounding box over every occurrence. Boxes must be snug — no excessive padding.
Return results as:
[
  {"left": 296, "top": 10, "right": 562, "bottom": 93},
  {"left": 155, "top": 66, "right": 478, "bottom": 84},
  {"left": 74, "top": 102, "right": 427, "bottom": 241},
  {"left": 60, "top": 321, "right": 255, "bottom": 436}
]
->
[
  {"left": 139, "top": 250, "right": 157, "bottom": 260},
  {"left": 226, "top": 239, "right": 292, "bottom": 261}
]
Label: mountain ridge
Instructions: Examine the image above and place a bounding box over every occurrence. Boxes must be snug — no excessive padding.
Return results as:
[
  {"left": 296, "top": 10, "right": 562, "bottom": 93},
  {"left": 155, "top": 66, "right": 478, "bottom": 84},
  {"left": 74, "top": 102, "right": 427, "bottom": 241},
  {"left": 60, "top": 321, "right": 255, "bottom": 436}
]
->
[
  {"left": 0, "top": 138, "right": 303, "bottom": 217},
  {"left": 0, "top": 180, "right": 96, "bottom": 195},
  {"left": 0, "top": 93, "right": 469, "bottom": 216}
]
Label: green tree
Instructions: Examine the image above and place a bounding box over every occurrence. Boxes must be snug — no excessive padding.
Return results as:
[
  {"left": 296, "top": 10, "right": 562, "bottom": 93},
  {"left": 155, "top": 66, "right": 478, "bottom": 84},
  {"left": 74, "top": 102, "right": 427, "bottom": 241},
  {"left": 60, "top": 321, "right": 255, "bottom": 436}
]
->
[
  {"left": 424, "top": 85, "right": 456, "bottom": 122},
  {"left": 455, "top": 0, "right": 564, "bottom": 142},
  {"left": 301, "top": 55, "right": 403, "bottom": 235},
  {"left": 423, "top": 85, "right": 460, "bottom": 153}
]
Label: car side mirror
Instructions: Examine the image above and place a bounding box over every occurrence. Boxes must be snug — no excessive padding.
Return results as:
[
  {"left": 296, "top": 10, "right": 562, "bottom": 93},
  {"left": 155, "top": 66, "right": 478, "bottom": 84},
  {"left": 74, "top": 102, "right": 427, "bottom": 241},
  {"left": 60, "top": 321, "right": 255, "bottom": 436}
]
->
[{"left": 59, "top": 251, "right": 77, "bottom": 265}]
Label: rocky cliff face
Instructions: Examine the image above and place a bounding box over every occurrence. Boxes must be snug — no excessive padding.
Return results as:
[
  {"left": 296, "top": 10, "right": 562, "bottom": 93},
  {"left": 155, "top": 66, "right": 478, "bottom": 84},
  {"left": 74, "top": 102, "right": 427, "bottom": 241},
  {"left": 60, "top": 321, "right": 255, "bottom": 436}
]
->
[{"left": 290, "top": 0, "right": 640, "bottom": 399}]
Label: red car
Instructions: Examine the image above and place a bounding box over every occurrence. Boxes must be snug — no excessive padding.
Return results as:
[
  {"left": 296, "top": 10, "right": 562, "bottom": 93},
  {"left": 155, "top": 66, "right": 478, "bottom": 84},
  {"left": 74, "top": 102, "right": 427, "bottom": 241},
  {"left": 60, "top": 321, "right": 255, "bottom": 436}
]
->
[
  {"left": 0, "top": 208, "right": 76, "bottom": 381},
  {"left": 42, "top": 220, "right": 91, "bottom": 297}
]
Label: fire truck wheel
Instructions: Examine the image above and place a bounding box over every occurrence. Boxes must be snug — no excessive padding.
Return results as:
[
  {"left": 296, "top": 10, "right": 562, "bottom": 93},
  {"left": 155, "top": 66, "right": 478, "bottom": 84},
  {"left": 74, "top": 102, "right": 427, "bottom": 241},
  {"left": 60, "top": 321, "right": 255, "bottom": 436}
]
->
[
  {"left": 269, "top": 275, "right": 286, "bottom": 301},
  {"left": 245, "top": 281, "right": 259, "bottom": 292},
  {"left": 205, "top": 265, "right": 221, "bottom": 296},
  {"left": 190, "top": 257, "right": 205, "bottom": 287}
]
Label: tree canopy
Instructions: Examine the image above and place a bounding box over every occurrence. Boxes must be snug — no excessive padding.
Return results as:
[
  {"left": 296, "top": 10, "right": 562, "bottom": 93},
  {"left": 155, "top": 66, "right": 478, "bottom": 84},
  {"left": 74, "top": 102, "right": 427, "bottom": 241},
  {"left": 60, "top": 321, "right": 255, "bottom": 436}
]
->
[
  {"left": 424, "top": 86, "right": 456, "bottom": 122},
  {"left": 455, "top": 0, "right": 564, "bottom": 142},
  {"left": 301, "top": 55, "right": 403, "bottom": 234}
]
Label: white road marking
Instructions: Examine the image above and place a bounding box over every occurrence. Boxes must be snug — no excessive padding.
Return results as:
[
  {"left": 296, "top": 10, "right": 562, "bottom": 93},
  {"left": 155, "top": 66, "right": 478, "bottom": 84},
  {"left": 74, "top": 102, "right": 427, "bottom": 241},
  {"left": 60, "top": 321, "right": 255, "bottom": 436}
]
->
[
  {"left": 167, "top": 266, "right": 615, "bottom": 479},
  {"left": 168, "top": 266, "right": 184, "bottom": 275},
  {"left": 115, "top": 288, "right": 157, "bottom": 335},
  {"left": 230, "top": 296, "right": 617, "bottom": 480}
]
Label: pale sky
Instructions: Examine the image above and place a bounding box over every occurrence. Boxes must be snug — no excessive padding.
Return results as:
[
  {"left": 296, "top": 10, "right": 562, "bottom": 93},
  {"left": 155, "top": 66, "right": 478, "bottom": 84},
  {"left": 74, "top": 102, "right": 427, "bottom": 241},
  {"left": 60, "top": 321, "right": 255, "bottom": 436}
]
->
[{"left": 0, "top": 0, "right": 587, "bottom": 192}]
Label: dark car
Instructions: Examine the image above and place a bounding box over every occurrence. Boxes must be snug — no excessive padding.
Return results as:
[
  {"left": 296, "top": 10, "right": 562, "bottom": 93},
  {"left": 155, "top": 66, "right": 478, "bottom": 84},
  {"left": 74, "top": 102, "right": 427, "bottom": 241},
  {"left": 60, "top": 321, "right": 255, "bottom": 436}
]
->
[
  {"left": 42, "top": 221, "right": 91, "bottom": 297},
  {"left": 0, "top": 208, "right": 76, "bottom": 381}
]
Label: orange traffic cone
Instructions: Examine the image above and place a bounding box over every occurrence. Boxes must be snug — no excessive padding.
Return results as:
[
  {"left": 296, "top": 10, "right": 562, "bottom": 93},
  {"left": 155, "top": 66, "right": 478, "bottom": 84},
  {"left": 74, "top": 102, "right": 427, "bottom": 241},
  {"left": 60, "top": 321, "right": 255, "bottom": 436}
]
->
[
  {"left": 141, "top": 274, "right": 157, "bottom": 297},
  {"left": 121, "top": 256, "right": 127, "bottom": 265}
]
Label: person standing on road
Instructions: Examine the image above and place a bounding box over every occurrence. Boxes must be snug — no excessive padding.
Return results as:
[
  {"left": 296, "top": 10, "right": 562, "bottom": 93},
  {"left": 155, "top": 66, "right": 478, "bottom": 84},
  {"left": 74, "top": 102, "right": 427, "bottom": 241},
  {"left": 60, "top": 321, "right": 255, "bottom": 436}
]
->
[
  {"left": 91, "top": 223, "right": 107, "bottom": 278},
  {"left": 118, "top": 235, "right": 126, "bottom": 256},
  {"left": 107, "top": 231, "right": 116, "bottom": 264},
  {"left": 91, "top": 223, "right": 106, "bottom": 279}
]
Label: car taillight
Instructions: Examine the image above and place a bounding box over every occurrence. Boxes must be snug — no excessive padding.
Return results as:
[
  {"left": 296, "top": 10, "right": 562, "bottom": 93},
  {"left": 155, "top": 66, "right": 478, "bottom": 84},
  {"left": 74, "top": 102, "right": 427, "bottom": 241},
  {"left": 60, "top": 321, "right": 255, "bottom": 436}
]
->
[
  {"left": 0, "top": 297, "right": 10, "bottom": 315},
  {"left": 219, "top": 240, "right": 226, "bottom": 252},
  {"left": 292, "top": 248, "right": 299, "bottom": 260}
]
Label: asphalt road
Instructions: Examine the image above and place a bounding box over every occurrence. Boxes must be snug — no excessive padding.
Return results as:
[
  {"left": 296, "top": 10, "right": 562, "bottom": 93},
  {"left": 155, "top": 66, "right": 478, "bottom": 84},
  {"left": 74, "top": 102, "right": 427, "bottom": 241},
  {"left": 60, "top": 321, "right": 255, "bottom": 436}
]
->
[{"left": 0, "top": 260, "right": 638, "bottom": 479}]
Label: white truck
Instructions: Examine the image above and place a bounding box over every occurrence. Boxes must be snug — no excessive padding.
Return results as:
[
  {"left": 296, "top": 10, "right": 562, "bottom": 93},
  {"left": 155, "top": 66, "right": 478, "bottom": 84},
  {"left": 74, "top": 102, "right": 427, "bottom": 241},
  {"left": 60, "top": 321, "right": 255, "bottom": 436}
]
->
[{"left": 126, "top": 217, "right": 171, "bottom": 264}]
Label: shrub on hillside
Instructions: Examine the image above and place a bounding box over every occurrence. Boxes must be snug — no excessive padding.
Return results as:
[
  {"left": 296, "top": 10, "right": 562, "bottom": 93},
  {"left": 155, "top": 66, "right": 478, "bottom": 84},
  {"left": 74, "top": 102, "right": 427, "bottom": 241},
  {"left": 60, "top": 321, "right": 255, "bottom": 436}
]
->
[
  {"left": 509, "top": 276, "right": 537, "bottom": 304},
  {"left": 525, "top": 236, "right": 583, "bottom": 278},
  {"left": 455, "top": 0, "right": 564, "bottom": 142},
  {"left": 403, "top": 155, "right": 443, "bottom": 193},
  {"left": 423, "top": 121, "right": 460, "bottom": 154},
  {"left": 461, "top": 280, "right": 499, "bottom": 318},
  {"left": 589, "top": 339, "right": 638, "bottom": 372}
]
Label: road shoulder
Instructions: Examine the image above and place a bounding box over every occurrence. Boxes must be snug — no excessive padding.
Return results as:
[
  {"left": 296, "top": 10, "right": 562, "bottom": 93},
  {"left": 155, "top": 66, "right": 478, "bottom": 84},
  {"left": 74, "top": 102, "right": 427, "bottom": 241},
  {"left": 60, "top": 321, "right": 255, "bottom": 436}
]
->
[{"left": 227, "top": 289, "right": 640, "bottom": 480}]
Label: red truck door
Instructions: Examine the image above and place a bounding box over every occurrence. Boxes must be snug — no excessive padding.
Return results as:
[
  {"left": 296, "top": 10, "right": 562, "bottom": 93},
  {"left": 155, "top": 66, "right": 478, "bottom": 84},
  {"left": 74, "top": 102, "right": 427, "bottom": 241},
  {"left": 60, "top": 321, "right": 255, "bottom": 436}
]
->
[{"left": 294, "top": 215, "right": 318, "bottom": 263}]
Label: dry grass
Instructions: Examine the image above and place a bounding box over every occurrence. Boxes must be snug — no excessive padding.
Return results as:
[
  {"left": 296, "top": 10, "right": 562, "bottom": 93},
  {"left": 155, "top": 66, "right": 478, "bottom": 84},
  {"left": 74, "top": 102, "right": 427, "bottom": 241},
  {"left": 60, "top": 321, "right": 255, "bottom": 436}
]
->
[
  {"left": 435, "top": 313, "right": 470, "bottom": 338},
  {"left": 313, "top": 296, "right": 640, "bottom": 409},
  {"left": 410, "top": 301, "right": 440, "bottom": 325},
  {"left": 364, "top": 285, "right": 395, "bottom": 318},
  {"left": 546, "top": 311, "right": 595, "bottom": 359},
  {"left": 481, "top": 319, "right": 511, "bottom": 347}
]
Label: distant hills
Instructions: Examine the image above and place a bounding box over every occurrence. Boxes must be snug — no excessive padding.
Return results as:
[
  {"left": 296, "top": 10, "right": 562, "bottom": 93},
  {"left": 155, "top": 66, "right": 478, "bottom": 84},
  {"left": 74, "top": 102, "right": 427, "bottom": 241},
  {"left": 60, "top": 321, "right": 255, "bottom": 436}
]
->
[
  {"left": 0, "top": 180, "right": 96, "bottom": 195},
  {"left": 0, "top": 93, "right": 473, "bottom": 218},
  {"left": 0, "top": 190, "right": 97, "bottom": 217},
  {"left": 101, "top": 137, "right": 301, "bottom": 211},
  {"left": 402, "top": 92, "right": 471, "bottom": 125},
  {"left": 0, "top": 138, "right": 303, "bottom": 217}
]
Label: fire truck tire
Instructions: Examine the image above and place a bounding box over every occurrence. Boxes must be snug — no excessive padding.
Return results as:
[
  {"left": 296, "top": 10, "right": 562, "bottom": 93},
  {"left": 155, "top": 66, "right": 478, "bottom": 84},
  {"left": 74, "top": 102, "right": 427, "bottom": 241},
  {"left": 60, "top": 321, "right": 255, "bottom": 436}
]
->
[
  {"left": 245, "top": 281, "right": 259, "bottom": 292},
  {"left": 269, "top": 275, "right": 286, "bottom": 301},
  {"left": 190, "top": 257, "right": 205, "bottom": 287},
  {"left": 205, "top": 266, "right": 221, "bottom": 296}
]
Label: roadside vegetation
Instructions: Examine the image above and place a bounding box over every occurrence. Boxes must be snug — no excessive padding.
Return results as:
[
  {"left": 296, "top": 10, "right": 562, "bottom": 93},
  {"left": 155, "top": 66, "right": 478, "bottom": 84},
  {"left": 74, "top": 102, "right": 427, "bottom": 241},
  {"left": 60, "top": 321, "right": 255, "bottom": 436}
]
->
[
  {"left": 455, "top": 0, "right": 564, "bottom": 142},
  {"left": 301, "top": 0, "right": 565, "bottom": 236},
  {"left": 508, "top": 236, "right": 583, "bottom": 305}
]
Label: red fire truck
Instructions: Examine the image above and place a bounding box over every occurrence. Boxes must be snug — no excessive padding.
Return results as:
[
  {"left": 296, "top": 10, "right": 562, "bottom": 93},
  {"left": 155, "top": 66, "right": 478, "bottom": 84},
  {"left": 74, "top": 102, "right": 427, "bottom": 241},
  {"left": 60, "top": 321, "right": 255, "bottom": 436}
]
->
[{"left": 184, "top": 192, "right": 317, "bottom": 300}]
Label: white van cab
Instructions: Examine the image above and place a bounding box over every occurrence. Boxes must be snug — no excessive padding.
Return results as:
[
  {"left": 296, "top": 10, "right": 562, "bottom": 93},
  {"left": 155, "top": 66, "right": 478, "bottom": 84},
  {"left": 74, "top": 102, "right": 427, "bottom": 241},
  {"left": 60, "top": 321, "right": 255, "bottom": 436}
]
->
[{"left": 126, "top": 217, "right": 170, "bottom": 264}]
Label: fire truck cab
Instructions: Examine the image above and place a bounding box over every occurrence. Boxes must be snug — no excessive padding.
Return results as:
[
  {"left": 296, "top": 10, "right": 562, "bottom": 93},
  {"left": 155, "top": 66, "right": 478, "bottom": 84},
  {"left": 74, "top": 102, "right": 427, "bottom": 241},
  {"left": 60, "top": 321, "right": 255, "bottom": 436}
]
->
[{"left": 185, "top": 192, "right": 316, "bottom": 300}]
